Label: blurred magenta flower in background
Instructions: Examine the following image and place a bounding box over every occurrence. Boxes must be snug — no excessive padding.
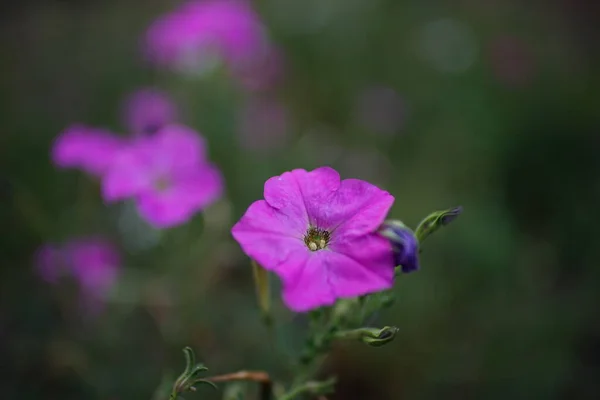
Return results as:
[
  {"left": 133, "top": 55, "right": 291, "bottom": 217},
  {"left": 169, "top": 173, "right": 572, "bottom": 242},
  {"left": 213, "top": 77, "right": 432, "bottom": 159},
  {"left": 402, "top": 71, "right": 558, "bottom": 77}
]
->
[
  {"left": 52, "top": 125, "right": 125, "bottom": 177},
  {"left": 144, "top": 0, "right": 275, "bottom": 86},
  {"left": 35, "top": 238, "right": 120, "bottom": 314},
  {"left": 120, "top": 88, "right": 179, "bottom": 135},
  {"left": 237, "top": 96, "right": 290, "bottom": 151},
  {"left": 231, "top": 167, "right": 395, "bottom": 312},
  {"left": 102, "top": 125, "right": 223, "bottom": 228}
]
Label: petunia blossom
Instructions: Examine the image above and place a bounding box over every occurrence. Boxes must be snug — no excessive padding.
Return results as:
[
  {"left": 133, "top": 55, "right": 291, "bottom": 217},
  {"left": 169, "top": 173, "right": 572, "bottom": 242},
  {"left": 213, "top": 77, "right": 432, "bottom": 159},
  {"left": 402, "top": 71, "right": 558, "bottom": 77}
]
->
[
  {"left": 231, "top": 167, "right": 395, "bottom": 312},
  {"left": 102, "top": 124, "right": 223, "bottom": 228},
  {"left": 52, "top": 125, "right": 125, "bottom": 176},
  {"left": 121, "top": 88, "right": 179, "bottom": 135},
  {"left": 143, "top": 0, "right": 272, "bottom": 85},
  {"left": 35, "top": 238, "right": 121, "bottom": 314}
]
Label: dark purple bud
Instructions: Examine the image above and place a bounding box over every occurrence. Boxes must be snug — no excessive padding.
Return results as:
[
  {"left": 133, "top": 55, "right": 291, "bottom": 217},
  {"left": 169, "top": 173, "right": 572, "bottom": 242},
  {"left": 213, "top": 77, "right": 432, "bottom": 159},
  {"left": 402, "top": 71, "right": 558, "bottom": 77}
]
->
[{"left": 380, "top": 221, "right": 420, "bottom": 273}]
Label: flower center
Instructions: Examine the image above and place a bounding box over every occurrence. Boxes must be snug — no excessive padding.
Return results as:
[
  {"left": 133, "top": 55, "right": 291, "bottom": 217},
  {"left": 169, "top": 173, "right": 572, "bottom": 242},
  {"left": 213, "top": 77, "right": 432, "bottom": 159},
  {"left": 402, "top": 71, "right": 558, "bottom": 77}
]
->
[
  {"left": 154, "top": 176, "right": 171, "bottom": 192},
  {"left": 303, "top": 227, "right": 330, "bottom": 251}
]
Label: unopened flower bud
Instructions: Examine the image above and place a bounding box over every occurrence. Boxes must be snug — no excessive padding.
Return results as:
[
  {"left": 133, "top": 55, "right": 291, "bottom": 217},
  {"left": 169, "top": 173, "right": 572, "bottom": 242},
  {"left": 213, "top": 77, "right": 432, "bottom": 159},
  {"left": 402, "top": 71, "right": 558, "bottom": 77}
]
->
[
  {"left": 414, "top": 206, "right": 463, "bottom": 242},
  {"left": 335, "top": 326, "right": 399, "bottom": 347},
  {"left": 380, "top": 221, "right": 420, "bottom": 273}
]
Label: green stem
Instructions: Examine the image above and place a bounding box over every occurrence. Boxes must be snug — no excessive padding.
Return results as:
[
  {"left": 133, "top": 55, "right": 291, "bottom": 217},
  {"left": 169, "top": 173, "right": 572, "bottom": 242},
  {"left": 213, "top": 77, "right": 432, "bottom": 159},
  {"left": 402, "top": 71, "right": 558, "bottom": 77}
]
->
[
  {"left": 278, "top": 383, "right": 313, "bottom": 400},
  {"left": 279, "top": 377, "right": 336, "bottom": 400}
]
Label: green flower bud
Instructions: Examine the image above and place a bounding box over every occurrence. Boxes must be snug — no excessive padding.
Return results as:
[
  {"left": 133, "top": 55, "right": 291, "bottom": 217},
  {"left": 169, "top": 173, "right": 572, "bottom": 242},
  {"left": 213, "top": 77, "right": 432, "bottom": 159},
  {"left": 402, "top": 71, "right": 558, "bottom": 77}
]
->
[{"left": 414, "top": 206, "right": 463, "bottom": 243}]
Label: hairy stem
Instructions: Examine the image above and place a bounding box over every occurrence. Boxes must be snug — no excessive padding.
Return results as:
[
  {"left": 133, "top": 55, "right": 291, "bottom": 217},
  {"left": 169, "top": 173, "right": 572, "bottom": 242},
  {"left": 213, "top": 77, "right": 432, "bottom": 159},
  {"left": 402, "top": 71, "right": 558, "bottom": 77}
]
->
[{"left": 206, "top": 370, "right": 273, "bottom": 400}]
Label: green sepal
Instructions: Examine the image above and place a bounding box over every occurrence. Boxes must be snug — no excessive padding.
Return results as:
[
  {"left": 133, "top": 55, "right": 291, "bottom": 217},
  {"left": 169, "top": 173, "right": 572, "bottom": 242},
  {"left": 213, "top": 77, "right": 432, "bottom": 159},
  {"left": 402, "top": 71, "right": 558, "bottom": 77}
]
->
[{"left": 335, "top": 326, "right": 399, "bottom": 347}]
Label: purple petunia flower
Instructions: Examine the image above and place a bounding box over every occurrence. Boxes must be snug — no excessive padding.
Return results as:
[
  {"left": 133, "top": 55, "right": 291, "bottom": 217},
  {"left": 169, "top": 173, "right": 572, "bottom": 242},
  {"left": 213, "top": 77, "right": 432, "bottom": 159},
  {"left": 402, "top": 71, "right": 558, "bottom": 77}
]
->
[
  {"left": 35, "top": 238, "right": 120, "bottom": 314},
  {"left": 231, "top": 167, "right": 395, "bottom": 312},
  {"left": 121, "top": 88, "right": 179, "bottom": 135},
  {"left": 52, "top": 124, "right": 125, "bottom": 176},
  {"left": 144, "top": 0, "right": 272, "bottom": 84},
  {"left": 102, "top": 124, "right": 223, "bottom": 228},
  {"left": 64, "top": 239, "right": 121, "bottom": 298}
]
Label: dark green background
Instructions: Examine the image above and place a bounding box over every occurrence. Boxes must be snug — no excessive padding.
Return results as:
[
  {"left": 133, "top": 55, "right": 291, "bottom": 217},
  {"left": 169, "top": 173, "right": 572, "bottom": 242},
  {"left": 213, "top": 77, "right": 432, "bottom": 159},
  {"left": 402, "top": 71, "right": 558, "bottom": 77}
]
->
[{"left": 1, "top": 0, "right": 599, "bottom": 399}]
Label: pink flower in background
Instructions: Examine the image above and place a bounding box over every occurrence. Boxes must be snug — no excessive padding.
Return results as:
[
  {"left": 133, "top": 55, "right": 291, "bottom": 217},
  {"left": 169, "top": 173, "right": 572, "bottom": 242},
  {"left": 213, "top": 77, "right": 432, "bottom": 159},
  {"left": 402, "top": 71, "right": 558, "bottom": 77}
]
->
[
  {"left": 237, "top": 97, "right": 290, "bottom": 151},
  {"left": 52, "top": 125, "right": 125, "bottom": 176},
  {"left": 144, "top": 0, "right": 273, "bottom": 85},
  {"left": 35, "top": 238, "right": 120, "bottom": 313},
  {"left": 231, "top": 167, "right": 395, "bottom": 312},
  {"left": 102, "top": 124, "right": 223, "bottom": 228},
  {"left": 65, "top": 239, "right": 120, "bottom": 298},
  {"left": 121, "top": 88, "right": 179, "bottom": 135}
]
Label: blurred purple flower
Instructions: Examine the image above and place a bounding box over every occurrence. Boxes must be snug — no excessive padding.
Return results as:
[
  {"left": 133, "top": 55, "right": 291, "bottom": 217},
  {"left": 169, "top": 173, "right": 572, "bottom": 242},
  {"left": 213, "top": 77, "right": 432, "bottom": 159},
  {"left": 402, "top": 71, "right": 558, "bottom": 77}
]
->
[
  {"left": 102, "top": 124, "right": 223, "bottom": 228},
  {"left": 355, "top": 86, "right": 406, "bottom": 135},
  {"left": 144, "top": 0, "right": 273, "bottom": 85},
  {"left": 65, "top": 239, "right": 121, "bottom": 297},
  {"left": 231, "top": 166, "right": 395, "bottom": 312},
  {"left": 35, "top": 238, "right": 120, "bottom": 313},
  {"left": 121, "top": 88, "right": 179, "bottom": 135},
  {"left": 237, "top": 96, "right": 290, "bottom": 151},
  {"left": 52, "top": 125, "right": 125, "bottom": 176}
]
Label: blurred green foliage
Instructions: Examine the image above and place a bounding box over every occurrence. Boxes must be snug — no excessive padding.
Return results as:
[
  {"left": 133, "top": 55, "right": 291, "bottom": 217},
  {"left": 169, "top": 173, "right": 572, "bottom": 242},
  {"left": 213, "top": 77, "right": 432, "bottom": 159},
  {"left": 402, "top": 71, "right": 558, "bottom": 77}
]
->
[{"left": 1, "top": 0, "right": 599, "bottom": 399}]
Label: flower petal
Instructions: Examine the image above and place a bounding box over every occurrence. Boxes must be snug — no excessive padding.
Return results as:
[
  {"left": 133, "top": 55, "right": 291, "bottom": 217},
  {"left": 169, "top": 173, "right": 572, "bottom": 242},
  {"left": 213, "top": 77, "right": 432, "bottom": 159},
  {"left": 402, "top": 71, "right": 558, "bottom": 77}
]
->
[
  {"left": 281, "top": 234, "right": 394, "bottom": 312},
  {"left": 231, "top": 199, "right": 309, "bottom": 272},
  {"left": 66, "top": 239, "right": 120, "bottom": 296},
  {"left": 281, "top": 252, "right": 337, "bottom": 312},
  {"left": 52, "top": 125, "right": 124, "bottom": 176},
  {"left": 101, "top": 145, "right": 154, "bottom": 202},
  {"left": 263, "top": 167, "right": 341, "bottom": 229},
  {"left": 135, "top": 165, "right": 223, "bottom": 228},
  {"left": 327, "top": 233, "right": 395, "bottom": 297},
  {"left": 148, "top": 124, "right": 207, "bottom": 171},
  {"left": 315, "top": 178, "right": 394, "bottom": 237}
]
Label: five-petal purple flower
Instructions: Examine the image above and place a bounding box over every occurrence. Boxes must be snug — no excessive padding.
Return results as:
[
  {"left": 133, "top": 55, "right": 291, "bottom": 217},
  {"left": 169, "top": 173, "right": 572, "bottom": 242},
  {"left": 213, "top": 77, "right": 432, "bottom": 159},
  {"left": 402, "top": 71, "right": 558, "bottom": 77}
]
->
[
  {"left": 102, "top": 124, "right": 223, "bottom": 228},
  {"left": 231, "top": 167, "right": 396, "bottom": 312}
]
